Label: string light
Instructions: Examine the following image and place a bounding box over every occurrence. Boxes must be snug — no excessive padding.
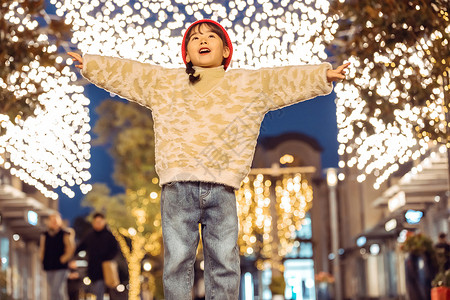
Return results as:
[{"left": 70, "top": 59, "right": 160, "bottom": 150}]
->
[
  {"left": 318, "top": 2, "right": 449, "bottom": 189},
  {"left": 1, "top": 2, "right": 91, "bottom": 199},
  {"left": 53, "top": 0, "right": 329, "bottom": 68},
  {"left": 236, "top": 173, "right": 313, "bottom": 270}
]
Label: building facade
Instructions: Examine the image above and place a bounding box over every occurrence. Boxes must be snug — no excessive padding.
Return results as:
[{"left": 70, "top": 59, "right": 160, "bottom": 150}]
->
[
  {"left": 339, "top": 146, "right": 449, "bottom": 299},
  {"left": 238, "top": 132, "right": 333, "bottom": 300},
  {"left": 0, "top": 169, "right": 58, "bottom": 300}
]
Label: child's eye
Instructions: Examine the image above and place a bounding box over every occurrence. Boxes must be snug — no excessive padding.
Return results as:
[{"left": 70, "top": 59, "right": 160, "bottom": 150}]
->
[
  {"left": 191, "top": 36, "right": 198, "bottom": 41},
  {"left": 209, "top": 35, "right": 215, "bottom": 38}
]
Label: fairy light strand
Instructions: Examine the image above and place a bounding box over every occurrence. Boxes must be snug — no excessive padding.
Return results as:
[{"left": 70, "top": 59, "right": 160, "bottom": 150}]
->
[
  {"left": 1, "top": 1, "right": 92, "bottom": 199},
  {"left": 318, "top": 3, "right": 449, "bottom": 189},
  {"left": 236, "top": 173, "right": 313, "bottom": 269}
]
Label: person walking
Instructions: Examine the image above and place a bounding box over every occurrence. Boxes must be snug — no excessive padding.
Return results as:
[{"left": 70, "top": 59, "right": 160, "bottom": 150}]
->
[
  {"left": 75, "top": 212, "right": 119, "bottom": 300},
  {"left": 435, "top": 232, "right": 450, "bottom": 271},
  {"left": 40, "top": 213, "right": 75, "bottom": 300}
]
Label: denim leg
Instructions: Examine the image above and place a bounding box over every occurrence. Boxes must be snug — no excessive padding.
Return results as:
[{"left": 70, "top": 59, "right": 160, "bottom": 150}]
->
[
  {"left": 56, "top": 269, "right": 69, "bottom": 300},
  {"left": 90, "top": 280, "right": 105, "bottom": 300},
  {"left": 46, "top": 270, "right": 56, "bottom": 300},
  {"left": 46, "top": 269, "right": 69, "bottom": 300},
  {"left": 161, "top": 182, "right": 201, "bottom": 300},
  {"left": 200, "top": 183, "right": 240, "bottom": 300}
]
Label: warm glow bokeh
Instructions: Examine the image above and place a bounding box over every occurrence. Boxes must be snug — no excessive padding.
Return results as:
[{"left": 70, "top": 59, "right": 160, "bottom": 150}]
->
[
  {"left": 318, "top": 4, "right": 449, "bottom": 189},
  {"left": 55, "top": 0, "right": 330, "bottom": 68},
  {"left": 1, "top": 1, "right": 91, "bottom": 199},
  {"left": 236, "top": 173, "right": 313, "bottom": 269}
]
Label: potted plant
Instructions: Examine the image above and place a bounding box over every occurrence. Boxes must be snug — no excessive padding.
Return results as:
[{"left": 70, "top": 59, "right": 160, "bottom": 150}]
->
[
  {"left": 401, "top": 232, "right": 436, "bottom": 256},
  {"left": 269, "top": 274, "right": 286, "bottom": 300},
  {"left": 431, "top": 271, "right": 450, "bottom": 300},
  {"left": 431, "top": 247, "right": 450, "bottom": 300},
  {"left": 315, "top": 272, "right": 335, "bottom": 300}
]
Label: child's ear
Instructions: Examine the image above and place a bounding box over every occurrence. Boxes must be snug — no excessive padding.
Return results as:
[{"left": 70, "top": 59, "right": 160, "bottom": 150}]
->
[
  {"left": 186, "top": 53, "right": 191, "bottom": 63},
  {"left": 223, "top": 46, "right": 230, "bottom": 59}
]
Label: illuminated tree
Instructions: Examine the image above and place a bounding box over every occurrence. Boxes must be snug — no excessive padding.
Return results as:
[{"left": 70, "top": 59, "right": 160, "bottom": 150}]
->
[
  {"left": 312, "top": 0, "right": 450, "bottom": 188},
  {"left": 0, "top": 0, "right": 72, "bottom": 135},
  {"left": 83, "top": 100, "right": 163, "bottom": 300},
  {"left": 236, "top": 172, "right": 313, "bottom": 278},
  {"left": 0, "top": 0, "right": 91, "bottom": 199}
]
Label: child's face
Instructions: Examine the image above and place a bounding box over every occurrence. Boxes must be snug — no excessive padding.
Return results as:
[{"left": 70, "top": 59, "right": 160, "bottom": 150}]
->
[{"left": 185, "top": 24, "right": 230, "bottom": 68}]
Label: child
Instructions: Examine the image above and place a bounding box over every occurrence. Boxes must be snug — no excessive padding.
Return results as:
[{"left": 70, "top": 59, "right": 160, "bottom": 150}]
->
[{"left": 68, "top": 19, "right": 349, "bottom": 300}]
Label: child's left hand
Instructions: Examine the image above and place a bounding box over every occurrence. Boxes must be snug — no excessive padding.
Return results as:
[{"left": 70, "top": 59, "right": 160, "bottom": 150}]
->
[{"left": 326, "top": 62, "right": 350, "bottom": 83}]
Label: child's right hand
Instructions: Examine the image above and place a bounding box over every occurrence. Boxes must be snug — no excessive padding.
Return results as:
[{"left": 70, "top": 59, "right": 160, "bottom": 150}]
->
[{"left": 67, "top": 52, "right": 83, "bottom": 69}]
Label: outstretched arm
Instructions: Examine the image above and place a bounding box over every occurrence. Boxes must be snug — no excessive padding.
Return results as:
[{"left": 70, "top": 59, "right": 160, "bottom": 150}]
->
[
  {"left": 260, "top": 61, "right": 350, "bottom": 111},
  {"left": 260, "top": 63, "right": 333, "bottom": 110},
  {"left": 67, "top": 51, "right": 162, "bottom": 109}
]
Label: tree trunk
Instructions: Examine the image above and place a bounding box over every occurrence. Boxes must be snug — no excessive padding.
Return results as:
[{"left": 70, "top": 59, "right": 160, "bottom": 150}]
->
[
  {"left": 128, "top": 255, "right": 142, "bottom": 300},
  {"left": 269, "top": 175, "right": 282, "bottom": 278},
  {"left": 112, "top": 231, "right": 146, "bottom": 300},
  {"left": 127, "top": 236, "right": 147, "bottom": 300}
]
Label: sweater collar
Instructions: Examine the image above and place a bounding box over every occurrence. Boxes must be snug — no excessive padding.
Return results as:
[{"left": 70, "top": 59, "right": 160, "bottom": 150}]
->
[{"left": 193, "top": 65, "right": 225, "bottom": 78}]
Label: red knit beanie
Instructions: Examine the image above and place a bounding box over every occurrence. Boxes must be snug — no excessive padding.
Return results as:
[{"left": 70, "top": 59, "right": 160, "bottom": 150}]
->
[{"left": 181, "top": 19, "right": 233, "bottom": 70}]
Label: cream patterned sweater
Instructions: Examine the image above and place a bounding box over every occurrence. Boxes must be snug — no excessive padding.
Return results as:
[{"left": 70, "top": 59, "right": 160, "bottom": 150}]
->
[{"left": 82, "top": 54, "right": 333, "bottom": 189}]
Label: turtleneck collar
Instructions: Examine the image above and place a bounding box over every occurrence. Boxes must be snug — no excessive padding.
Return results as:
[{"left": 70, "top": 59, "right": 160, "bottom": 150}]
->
[{"left": 193, "top": 65, "right": 225, "bottom": 78}]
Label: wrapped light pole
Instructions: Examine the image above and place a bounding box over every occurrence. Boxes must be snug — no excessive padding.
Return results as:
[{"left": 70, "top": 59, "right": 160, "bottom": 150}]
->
[{"left": 326, "top": 168, "right": 342, "bottom": 300}]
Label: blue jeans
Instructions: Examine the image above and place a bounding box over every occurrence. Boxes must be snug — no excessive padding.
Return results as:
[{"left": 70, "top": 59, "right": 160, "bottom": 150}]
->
[
  {"left": 90, "top": 280, "right": 105, "bottom": 300},
  {"left": 46, "top": 269, "right": 69, "bottom": 300},
  {"left": 161, "top": 181, "right": 241, "bottom": 300},
  {"left": 90, "top": 280, "right": 120, "bottom": 300}
]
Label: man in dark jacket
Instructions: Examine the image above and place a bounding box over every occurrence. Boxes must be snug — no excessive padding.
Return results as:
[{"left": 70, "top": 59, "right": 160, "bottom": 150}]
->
[{"left": 76, "top": 212, "right": 119, "bottom": 300}]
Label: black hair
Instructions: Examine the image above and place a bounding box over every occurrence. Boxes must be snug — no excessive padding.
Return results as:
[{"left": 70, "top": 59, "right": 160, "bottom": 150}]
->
[
  {"left": 92, "top": 212, "right": 105, "bottom": 219},
  {"left": 184, "top": 22, "right": 229, "bottom": 84},
  {"left": 186, "top": 61, "right": 199, "bottom": 84}
]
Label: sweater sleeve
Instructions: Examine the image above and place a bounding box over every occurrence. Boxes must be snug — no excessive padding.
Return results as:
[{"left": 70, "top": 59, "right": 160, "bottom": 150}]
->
[
  {"left": 259, "top": 63, "right": 333, "bottom": 111},
  {"left": 81, "top": 54, "right": 162, "bottom": 109}
]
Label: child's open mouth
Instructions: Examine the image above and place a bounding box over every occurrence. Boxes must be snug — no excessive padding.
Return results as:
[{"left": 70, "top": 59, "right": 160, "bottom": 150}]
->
[{"left": 199, "top": 47, "right": 211, "bottom": 55}]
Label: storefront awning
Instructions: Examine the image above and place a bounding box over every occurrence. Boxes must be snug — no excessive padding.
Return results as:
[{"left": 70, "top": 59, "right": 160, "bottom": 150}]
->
[
  {"left": 355, "top": 147, "right": 449, "bottom": 245},
  {"left": 372, "top": 148, "right": 449, "bottom": 210},
  {"left": 0, "top": 184, "right": 56, "bottom": 241}
]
